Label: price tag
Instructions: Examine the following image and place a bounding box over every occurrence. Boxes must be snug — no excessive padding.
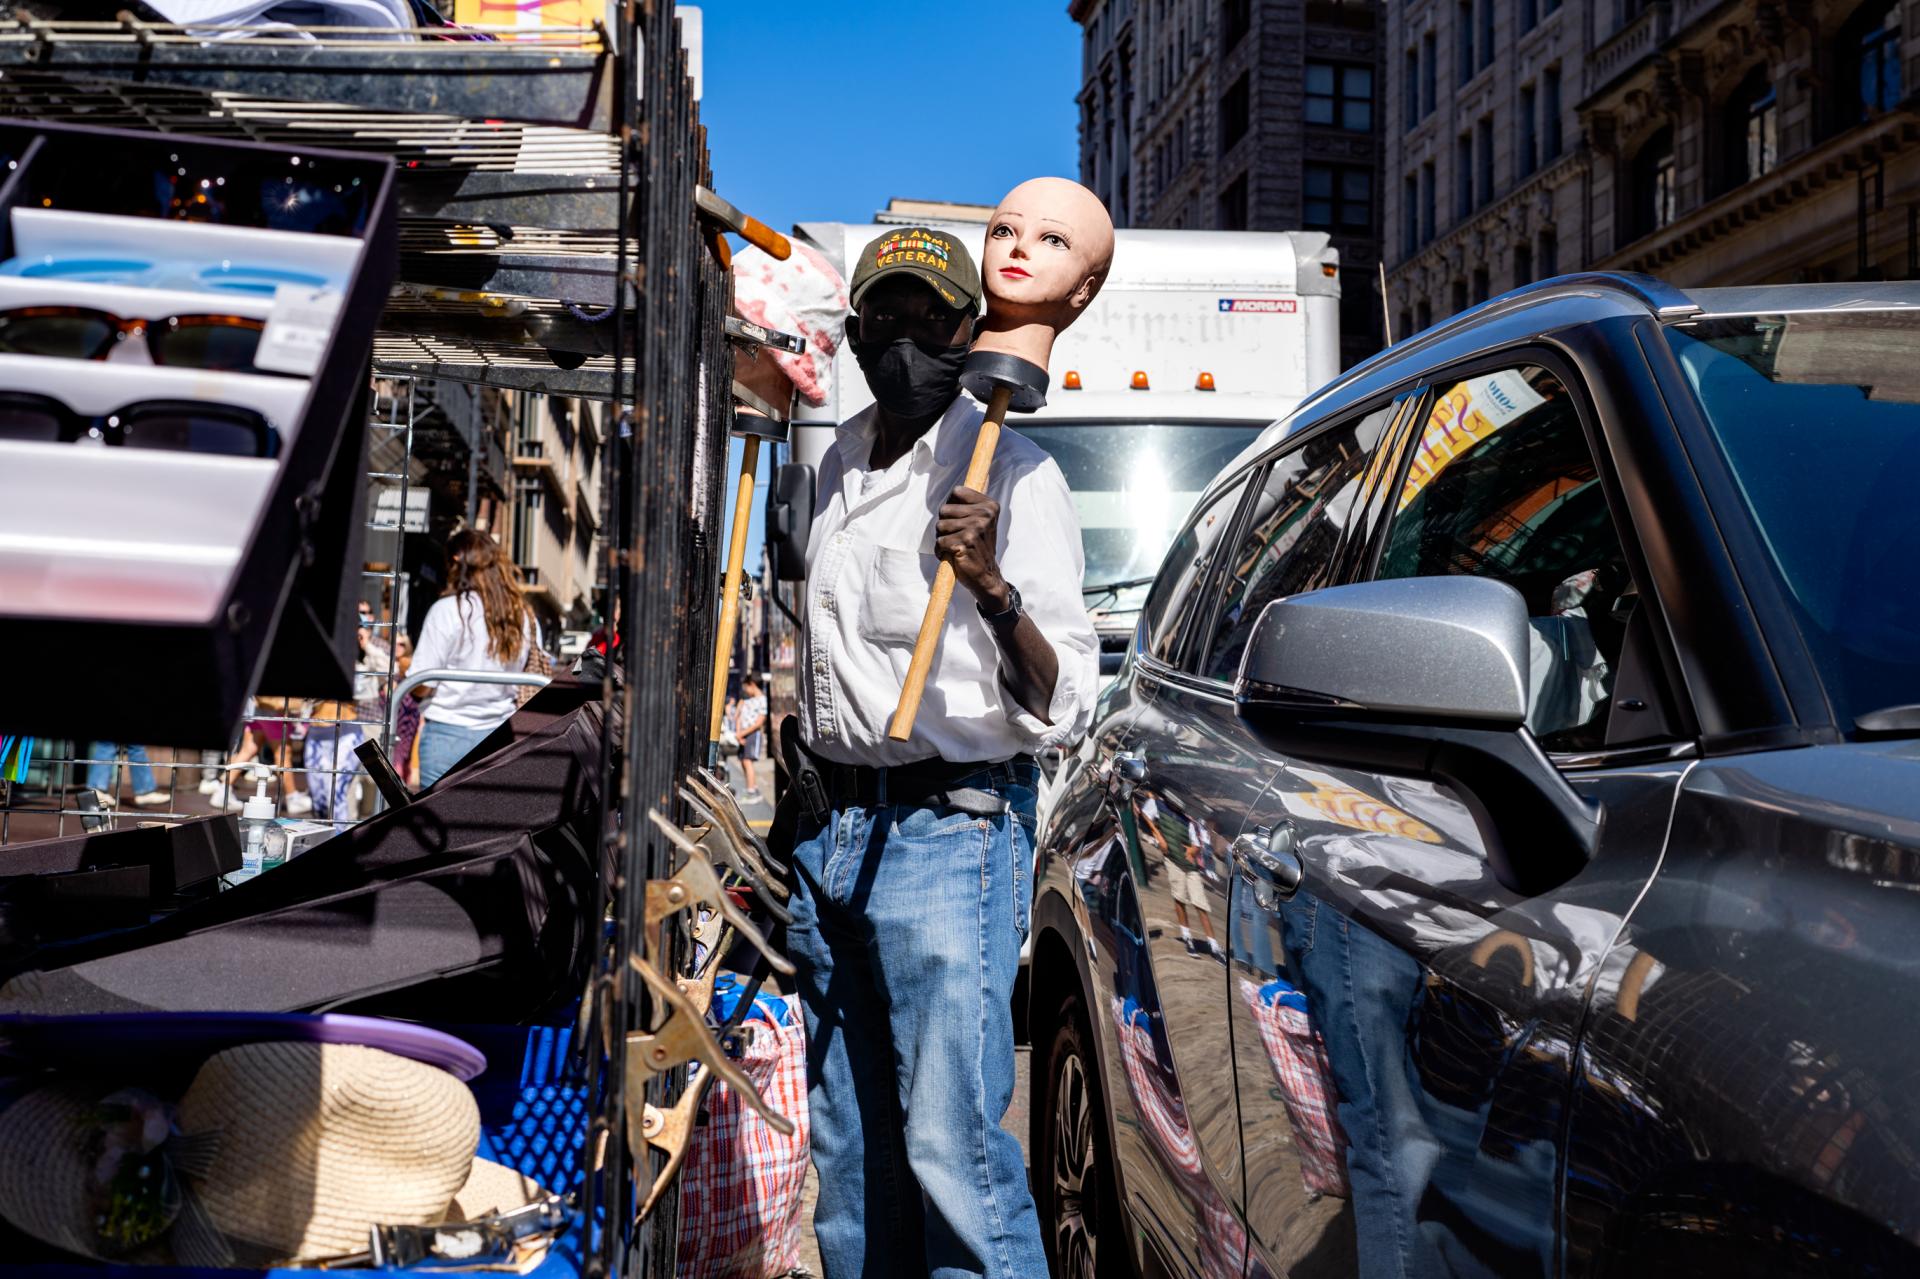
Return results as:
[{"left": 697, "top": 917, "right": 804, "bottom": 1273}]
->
[{"left": 255, "top": 286, "right": 344, "bottom": 376}]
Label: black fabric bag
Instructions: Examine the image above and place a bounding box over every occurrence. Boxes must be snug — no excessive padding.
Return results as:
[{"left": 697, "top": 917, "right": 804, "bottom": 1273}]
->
[{"left": 0, "top": 695, "right": 610, "bottom": 1022}]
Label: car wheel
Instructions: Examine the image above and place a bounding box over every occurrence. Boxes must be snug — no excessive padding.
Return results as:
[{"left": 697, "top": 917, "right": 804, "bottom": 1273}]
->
[{"left": 1036, "top": 991, "right": 1132, "bottom": 1279}]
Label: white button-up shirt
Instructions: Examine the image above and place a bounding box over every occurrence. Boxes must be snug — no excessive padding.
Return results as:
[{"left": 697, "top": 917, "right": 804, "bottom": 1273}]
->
[{"left": 800, "top": 395, "right": 1100, "bottom": 768}]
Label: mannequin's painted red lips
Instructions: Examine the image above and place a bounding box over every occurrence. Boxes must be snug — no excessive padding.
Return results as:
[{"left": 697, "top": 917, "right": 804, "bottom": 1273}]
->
[{"left": 998, "top": 267, "right": 1031, "bottom": 280}]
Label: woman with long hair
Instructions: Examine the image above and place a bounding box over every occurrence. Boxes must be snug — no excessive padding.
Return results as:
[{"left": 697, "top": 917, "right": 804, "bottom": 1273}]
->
[{"left": 408, "top": 529, "right": 536, "bottom": 788}]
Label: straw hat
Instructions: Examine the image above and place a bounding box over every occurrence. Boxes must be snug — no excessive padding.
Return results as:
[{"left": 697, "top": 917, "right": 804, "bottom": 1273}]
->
[{"left": 0, "top": 1041, "right": 546, "bottom": 1265}]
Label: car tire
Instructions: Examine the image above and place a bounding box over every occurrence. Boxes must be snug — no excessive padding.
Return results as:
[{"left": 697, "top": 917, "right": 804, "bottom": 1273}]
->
[{"left": 1034, "top": 990, "right": 1134, "bottom": 1279}]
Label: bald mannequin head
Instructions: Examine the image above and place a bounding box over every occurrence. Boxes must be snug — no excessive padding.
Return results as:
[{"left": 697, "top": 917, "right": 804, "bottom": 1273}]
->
[{"left": 972, "top": 177, "right": 1115, "bottom": 368}]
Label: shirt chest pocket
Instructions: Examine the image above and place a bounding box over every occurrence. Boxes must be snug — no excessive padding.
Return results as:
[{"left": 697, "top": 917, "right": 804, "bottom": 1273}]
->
[{"left": 862, "top": 543, "right": 938, "bottom": 647}]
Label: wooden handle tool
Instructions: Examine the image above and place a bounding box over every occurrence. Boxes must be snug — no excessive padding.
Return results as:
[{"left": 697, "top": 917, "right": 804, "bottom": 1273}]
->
[{"left": 887, "top": 383, "right": 1012, "bottom": 741}]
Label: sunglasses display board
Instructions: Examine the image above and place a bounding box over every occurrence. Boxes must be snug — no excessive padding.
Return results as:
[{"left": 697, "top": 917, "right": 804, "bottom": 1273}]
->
[{"left": 0, "top": 120, "right": 397, "bottom": 748}]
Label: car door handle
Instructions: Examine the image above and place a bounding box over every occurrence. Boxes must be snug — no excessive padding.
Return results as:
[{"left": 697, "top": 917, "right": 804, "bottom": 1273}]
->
[
  {"left": 1101, "top": 750, "right": 1148, "bottom": 798},
  {"left": 1232, "top": 821, "right": 1303, "bottom": 897}
]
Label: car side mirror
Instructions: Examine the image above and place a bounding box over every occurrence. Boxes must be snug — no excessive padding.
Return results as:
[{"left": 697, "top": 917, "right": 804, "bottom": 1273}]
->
[
  {"left": 1234, "top": 577, "right": 1602, "bottom": 897},
  {"left": 1236, "top": 576, "right": 1530, "bottom": 723},
  {"left": 766, "top": 461, "right": 815, "bottom": 583}
]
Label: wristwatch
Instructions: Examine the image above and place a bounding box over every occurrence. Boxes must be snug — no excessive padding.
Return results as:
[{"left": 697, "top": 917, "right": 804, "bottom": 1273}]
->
[{"left": 978, "top": 582, "right": 1024, "bottom": 630}]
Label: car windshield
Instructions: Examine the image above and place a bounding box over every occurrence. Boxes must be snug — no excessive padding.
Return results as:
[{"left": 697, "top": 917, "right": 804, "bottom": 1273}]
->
[
  {"left": 1666, "top": 311, "right": 1920, "bottom": 731},
  {"left": 1020, "top": 419, "right": 1265, "bottom": 617}
]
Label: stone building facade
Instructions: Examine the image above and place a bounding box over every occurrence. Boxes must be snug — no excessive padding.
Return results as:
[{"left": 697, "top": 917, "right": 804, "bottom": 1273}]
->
[
  {"left": 1073, "top": 0, "right": 1387, "bottom": 367},
  {"left": 1385, "top": 0, "right": 1916, "bottom": 336}
]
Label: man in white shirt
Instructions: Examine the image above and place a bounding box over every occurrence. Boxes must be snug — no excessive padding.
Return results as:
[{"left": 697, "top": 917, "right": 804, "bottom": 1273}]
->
[{"left": 783, "top": 227, "right": 1098, "bottom": 1279}]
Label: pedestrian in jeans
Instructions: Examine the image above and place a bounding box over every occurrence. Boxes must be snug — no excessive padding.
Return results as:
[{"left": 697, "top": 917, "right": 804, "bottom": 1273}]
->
[
  {"left": 782, "top": 228, "right": 1099, "bottom": 1278},
  {"left": 85, "top": 743, "right": 166, "bottom": 809},
  {"left": 732, "top": 675, "right": 767, "bottom": 800},
  {"left": 408, "top": 529, "right": 533, "bottom": 788}
]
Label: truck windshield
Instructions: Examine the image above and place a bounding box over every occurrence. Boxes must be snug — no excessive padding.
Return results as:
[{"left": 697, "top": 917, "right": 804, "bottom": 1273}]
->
[
  {"left": 1021, "top": 420, "right": 1266, "bottom": 616},
  {"left": 1666, "top": 311, "right": 1920, "bottom": 732}
]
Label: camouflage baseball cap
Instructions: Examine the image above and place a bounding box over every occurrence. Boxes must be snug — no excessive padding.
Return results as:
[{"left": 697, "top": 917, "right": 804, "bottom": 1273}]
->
[{"left": 847, "top": 226, "right": 981, "bottom": 313}]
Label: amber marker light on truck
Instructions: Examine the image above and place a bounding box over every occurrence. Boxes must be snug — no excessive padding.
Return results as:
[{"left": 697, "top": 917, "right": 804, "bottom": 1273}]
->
[
  {"left": 1130, "top": 370, "right": 1150, "bottom": 390},
  {"left": 1195, "top": 371, "right": 1216, "bottom": 391},
  {"left": 1063, "top": 370, "right": 1083, "bottom": 390}
]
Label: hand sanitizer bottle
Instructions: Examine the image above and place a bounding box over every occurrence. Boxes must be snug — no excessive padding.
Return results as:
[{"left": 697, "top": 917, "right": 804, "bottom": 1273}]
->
[{"left": 234, "top": 767, "right": 276, "bottom": 885}]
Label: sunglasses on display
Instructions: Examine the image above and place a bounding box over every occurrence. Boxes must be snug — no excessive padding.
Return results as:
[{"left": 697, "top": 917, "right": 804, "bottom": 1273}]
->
[
  {"left": 0, "top": 257, "right": 334, "bottom": 297},
  {"left": 0, "top": 306, "right": 269, "bottom": 373},
  {"left": 0, "top": 391, "right": 280, "bottom": 458}
]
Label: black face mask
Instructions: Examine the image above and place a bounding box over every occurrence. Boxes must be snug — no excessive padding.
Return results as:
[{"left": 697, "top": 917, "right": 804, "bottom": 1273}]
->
[{"left": 850, "top": 334, "right": 967, "bottom": 422}]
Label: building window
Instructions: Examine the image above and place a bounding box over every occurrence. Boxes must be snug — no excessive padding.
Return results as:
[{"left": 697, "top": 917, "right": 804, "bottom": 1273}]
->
[
  {"left": 1308, "top": 61, "right": 1374, "bottom": 132},
  {"left": 1397, "top": 307, "right": 1413, "bottom": 340},
  {"left": 1457, "top": 131, "right": 1474, "bottom": 219},
  {"left": 1223, "top": 0, "right": 1251, "bottom": 50},
  {"left": 1544, "top": 0, "right": 1561, "bottom": 12},
  {"left": 1543, "top": 66, "right": 1564, "bottom": 159},
  {"left": 1538, "top": 228, "right": 1558, "bottom": 277},
  {"left": 1514, "top": 239, "right": 1534, "bottom": 285},
  {"left": 1220, "top": 71, "right": 1251, "bottom": 152},
  {"left": 1853, "top": 1, "right": 1903, "bottom": 119},
  {"left": 1521, "top": 0, "right": 1538, "bottom": 31},
  {"left": 1403, "top": 174, "right": 1420, "bottom": 256},
  {"left": 1520, "top": 85, "right": 1538, "bottom": 176},
  {"left": 1720, "top": 66, "right": 1778, "bottom": 191},
  {"left": 1457, "top": 1, "right": 1474, "bottom": 85},
  {"left": 1631, "top": 126, "right": 1677, "bottom": 239},
  {"left": 1405, "top": 48, "right": 1421, "bottom": 130},
  {"left": 1219, "top": 172, "right": 1250, "bottom": 230},
  {"left": 1478, "top": 0, "right": 1496, "bottom": 70},
  {"left": 1451, "top": 277, "right": 1469, "bottom": 313},
  {"left": 1471, "top": 266, "right": 1490, "bottom": 304},
  {"left": 1422, "top": 32, "right": 1438, "bottom": 115},
  {"left": 1477, "top": 116, "right": 1495, "bottom": 205},
  {"left": 1306, "top": 163, "right": 1374, "bottom": 232},
  {"left": 1421, "top": 160, "right": 1437, "bottom": 242}
]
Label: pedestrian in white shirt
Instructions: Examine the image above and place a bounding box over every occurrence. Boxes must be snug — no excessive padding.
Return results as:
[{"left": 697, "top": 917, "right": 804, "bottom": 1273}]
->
[
  {"left": 782, "top": 226, "right": 1098, "bottom": 1279},
  {"left": 407, "top": 529, "right": 534, "bottom": 788}
]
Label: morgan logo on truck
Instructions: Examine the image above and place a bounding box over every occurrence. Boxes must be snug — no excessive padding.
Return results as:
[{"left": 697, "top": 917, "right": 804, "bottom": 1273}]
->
[{"left": 1218, "top": 298, "right": 1298, "bottom": 313}]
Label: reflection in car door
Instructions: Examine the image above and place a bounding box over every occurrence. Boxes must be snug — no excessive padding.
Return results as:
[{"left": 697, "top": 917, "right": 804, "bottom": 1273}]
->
[
  {"left": 1118, "top": 398, "right": 1413, "bottom": 1276},
  {"left": 1227, "top": 356, "right": 1691, "bottom": 1278},
  {"left": 1097, "top": 467, "right": 1260, "bottom": 1276}
]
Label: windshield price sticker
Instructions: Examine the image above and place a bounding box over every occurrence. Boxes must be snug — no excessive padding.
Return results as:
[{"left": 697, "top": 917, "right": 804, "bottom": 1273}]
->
[
  {"left": 1218, "top": 298, "right": 1299, "bottom": 313},
  {"left": 257, "top": 286, "right": 344, "bottom": 376}
]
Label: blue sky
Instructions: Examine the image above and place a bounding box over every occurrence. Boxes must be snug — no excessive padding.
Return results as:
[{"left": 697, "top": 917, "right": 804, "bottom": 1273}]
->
[{"left": 694, "top": 0, "right": 1084, "bottom": 572}]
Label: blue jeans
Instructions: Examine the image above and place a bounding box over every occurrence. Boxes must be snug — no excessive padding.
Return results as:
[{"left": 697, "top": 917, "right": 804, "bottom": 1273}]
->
[
  {"left": 1279, "top": 892, "right": 1443, "bottom": 1279},
  {"left": 416, "top": 720, "right": 495, "bottom": 789},
  {"left": 86, "top": 743, "right": 154, "bottom": 796},
  {"left": 785, "top": 761, "right": 1044, "bottom": 1279}
]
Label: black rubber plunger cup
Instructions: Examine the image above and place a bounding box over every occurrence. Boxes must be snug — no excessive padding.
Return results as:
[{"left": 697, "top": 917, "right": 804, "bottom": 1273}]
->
[
  {"left": 958, "top": 350, "right": 1049, "bottom": 412},
  {"left": 888, "top": 349, "right": 1051, "bottom": 742}
]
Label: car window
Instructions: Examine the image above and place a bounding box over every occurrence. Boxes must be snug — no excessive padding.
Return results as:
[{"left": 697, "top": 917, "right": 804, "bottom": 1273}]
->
[
  {"left": 1377, "top": 364, "right": 1632, "bottom": 752},
  {"left": 1201, "top": 403, "right": 1399, "bottom": 682},
  {"left": 1139, "top": 471, "right": 1253, "bottom": 667}
]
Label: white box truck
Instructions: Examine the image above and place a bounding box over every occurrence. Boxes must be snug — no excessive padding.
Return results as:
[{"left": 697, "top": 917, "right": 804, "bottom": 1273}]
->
[{"left": 780, "top": 221, "right": 1343, "bottom": 677}]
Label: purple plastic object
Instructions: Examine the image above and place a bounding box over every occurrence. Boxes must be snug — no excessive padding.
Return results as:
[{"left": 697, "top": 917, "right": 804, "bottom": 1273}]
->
[{"left": 0, "top": 1012, "right": 486, "bottom": 1081}]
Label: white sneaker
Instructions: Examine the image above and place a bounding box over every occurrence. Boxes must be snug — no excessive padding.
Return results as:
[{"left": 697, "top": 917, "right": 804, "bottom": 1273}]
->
[
  {"left": 284, "top": 791, "right": 314, "bottom": 816},
  {"left": 197, "top": 777, "right": 220, "bottom": 796},
  {"left": 131, "top": 790, "right": 171, "bottom": 808},
  {"left": 88, "top": 789, "right": 116, "bottom": 810}
]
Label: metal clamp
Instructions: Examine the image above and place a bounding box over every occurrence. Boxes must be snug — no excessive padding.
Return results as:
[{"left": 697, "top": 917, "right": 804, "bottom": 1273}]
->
[
  {"left": 644, "top": 810, "right": 793, "bottom": 976},
  {"left": 625, "top": 955, "right": 795, "bottom": 1136}
]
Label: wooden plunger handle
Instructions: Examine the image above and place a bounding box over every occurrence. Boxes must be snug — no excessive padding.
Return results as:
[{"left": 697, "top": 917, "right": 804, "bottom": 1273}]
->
[
  {"left": 888, "top": 383, "right": 1013, "bottom": 742},
  {"left": 709, "top": 433, "right": 762, "bottom": 744}
]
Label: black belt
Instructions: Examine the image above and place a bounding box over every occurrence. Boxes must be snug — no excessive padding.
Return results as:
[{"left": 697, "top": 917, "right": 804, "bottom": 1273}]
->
[
  {"left": 789, "top": 729, "right": 1034, "bottom": 821},
  {"left": 815, "top": 753, "right": 1034, "bottom": 810}
]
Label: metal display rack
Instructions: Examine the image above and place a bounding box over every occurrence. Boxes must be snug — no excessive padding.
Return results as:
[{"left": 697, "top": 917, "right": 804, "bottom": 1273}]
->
[{"left": 0, "top": 5, "right": 735, "bottom": 1275}]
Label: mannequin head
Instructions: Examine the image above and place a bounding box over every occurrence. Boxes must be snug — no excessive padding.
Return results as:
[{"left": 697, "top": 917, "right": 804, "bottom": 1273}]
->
[{"left": 973, "top": 177, "right": 1115, "bottom": 367}]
